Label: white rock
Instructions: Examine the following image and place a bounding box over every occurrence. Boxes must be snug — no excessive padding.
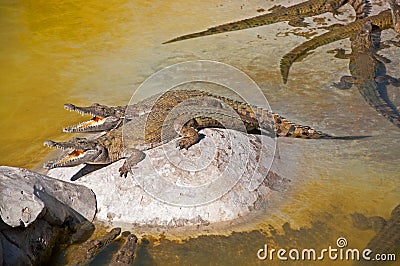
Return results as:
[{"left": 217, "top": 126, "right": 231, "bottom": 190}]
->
[{"left": 48, "top": 128, "right": 288, "bottom": 230}]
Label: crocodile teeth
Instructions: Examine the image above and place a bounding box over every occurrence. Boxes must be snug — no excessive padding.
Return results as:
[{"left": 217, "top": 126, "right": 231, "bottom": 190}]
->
[
  {"left": 63, "top": 117, "right": 106, "bottom": 132},
  {"left": 43, "top": 140, "right": 75, "bottom": 150},
  {"left": 44, "top": 149, "right": 86, "bottom": 168}
]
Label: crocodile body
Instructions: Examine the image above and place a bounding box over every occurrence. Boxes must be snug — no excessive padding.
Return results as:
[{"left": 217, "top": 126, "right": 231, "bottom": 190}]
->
[
  {"left": 44, "top": 93, "right": 339, "bottom": 177},
  {"left": 334, "top": 21, "right": 400, "bottom": 127},
  {"left": 63, "top": 90, "right": 226, "bottom": 133},
  {"left": 163, "top": 0, "right": 354, "bottom": 44},
  {"left": 63, "top": 89, "right": 326, "bottom": 135},
  {"left": 280, "top": 9, "right": 393, "bottom": 84},
  {"left": 352, "top": 204, "right": 400, "bottom": 259}
]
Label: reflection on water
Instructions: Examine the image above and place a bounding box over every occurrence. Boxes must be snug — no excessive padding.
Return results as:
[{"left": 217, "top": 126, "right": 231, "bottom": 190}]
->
[{"left": 1, "top": 0, "right": 399, "bottom": 265}]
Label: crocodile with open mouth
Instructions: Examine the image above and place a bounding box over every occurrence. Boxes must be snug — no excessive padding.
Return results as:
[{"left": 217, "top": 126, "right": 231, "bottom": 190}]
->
[
  {"left": 163, "top": 0, "right": 369, "bottom": 44},
  {"left": 280, "top": 9, "right": 395, "bottom": 84},
  {"left": 333, "top": 20, "right": 400, "bottom": 127},
  {"left": 44, "top": 91, "right": 342, "bottom": 177},
  {"left": 62, "top": 90, "right": 229, "bottom": 133}
]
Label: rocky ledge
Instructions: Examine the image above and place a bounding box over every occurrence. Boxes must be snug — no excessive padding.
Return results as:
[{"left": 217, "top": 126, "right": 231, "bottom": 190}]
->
[{"left": 0, "top": 166, "right": 96, "bottom": 265}]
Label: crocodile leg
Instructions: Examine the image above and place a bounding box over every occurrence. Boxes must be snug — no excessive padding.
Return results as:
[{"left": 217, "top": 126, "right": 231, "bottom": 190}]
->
[
  {"left": 333, "top": 76, "right": 357, "bottom": 89},
  {"left": 288, "top": 17, "right": 309, "bottom": 27},
  {"left": 375, "top": 75, "right": 400, "bottom": 86},
  {"left": 177, "top": 125, "right": 200, "bottom": 150},
  {"left": 119, "top": 149, "right": 146, "bottom": 177}
]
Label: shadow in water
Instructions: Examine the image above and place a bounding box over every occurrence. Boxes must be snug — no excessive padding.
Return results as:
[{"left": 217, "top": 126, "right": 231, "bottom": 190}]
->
[{"left": 134, "top": 238, "right": 157, "bottom": 266}]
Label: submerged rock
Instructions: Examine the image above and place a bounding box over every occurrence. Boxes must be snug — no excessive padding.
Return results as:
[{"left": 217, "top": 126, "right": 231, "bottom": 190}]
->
[{"left": 48, "top": 128, "right": 289, "bottom": 230}]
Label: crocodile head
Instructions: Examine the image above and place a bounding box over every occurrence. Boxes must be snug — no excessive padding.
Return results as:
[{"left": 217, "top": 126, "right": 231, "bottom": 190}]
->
[
  {"left": 351, "top": 20, "right": 372, "bottom": 53},
  {"left": 63, "top": 103, "right": 126, "bottom": 132},
  {"left": 43, "top": 138, "right": 109, "bottom": 168}
]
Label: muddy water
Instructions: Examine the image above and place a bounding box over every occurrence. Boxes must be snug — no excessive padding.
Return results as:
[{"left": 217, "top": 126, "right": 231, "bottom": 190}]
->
[{"left": 1, "top": 0, "right": 399, "bottom": 265}]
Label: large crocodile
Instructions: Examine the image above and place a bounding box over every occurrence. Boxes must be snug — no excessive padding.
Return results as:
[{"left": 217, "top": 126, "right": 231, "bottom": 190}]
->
[
  {"left": 63, "top": 90, "right": 228, "bottom": 133},
  {"left": 333, "top": 21, "right": 400, "bottom": 127},
  {"left": 163, "top": 0, "right": 367, "bottom": 44},
  {"left": 352, "top": 204, "right": 400, "bottom": 261},
  {"left": 62, "top": 89, "right": 325, "bottom": 134},
  {"left": 280, "top": 9, "right": 394, "bottom": 84},
  {"left": 44, "top": 95, "right": 340, "bottom": 177}
]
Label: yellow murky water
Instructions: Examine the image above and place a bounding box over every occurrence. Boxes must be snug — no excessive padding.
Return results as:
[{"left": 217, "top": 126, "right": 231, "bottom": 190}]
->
[{"left": 1, "top": 0, "right": 399, "bottom": 265}]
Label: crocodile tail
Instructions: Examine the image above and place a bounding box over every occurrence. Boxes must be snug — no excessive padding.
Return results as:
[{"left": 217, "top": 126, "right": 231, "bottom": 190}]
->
[
  {"left": 271, "top": 113, "right": 332, "bottom": 138},
  {"left": 163, "top": 12, "right": 280, "bottom": 44},
  {"left": 280, "top": 30, "right": 342, "bottom": 84},
  {"left": 254, "top": 107, "right": 331, "bottom": 138}
]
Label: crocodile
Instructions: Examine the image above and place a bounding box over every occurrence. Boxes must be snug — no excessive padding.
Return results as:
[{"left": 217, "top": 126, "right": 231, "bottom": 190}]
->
[
  {"left": 280, "top": 9, "right": 394, "bottom": 84},
  {"left": 63, "top": 90, "right": 227, "bottom": 133},
  {"left": 352, "top": 204, "right": 400, "bottom": 259},
  {"left": 44, "top": 97, "right": 340, "bottom": 177},
  {"left": 113, "top": 233, "right": 138, "bottom": 265},
  {"left": 163, "top": 0, "right": 368, "bottom": 44},
  {"left": 62, "top": 89, "right": 329, "bottom": 134},
  {"left": 65, "top": 227, "right": 121, "bottom": 266},
  {"left": 333, "top": 20, "right": 400, "bottom": 127}
]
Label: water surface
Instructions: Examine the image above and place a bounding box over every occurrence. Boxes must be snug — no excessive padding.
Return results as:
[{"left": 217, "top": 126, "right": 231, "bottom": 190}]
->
[{"left": 1, "top": 0, "right": 399, "bottom": 265}]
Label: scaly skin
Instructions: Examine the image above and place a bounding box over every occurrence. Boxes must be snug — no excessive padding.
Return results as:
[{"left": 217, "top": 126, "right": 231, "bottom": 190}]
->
[
  {"left": 44, "top": 98, "right": 339, "bottom": 177},
  {"left": 163, "top": 0, "right": 354, "bottom": 44},
  {"left": 63, "top": 90, "right": 221, "bottom": 133},
  {"left": 334, "top": 21, "right": 400, "bottom": 127},
  {"left": 280, "top": 9, "right": 393, "bottom": 84},
  {"left": 63, "top": 89, "right": 329, "bottom": 135},
  {"left": 65, "top": 227, "right": 121, "bottom": 266}
]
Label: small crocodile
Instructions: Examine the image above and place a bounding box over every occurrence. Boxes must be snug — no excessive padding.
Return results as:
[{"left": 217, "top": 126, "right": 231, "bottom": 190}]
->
[
  {"left": 163, "top": 0, "right": 367, "bottom": 44},
  {"left": 280, "top": 9, "right": 394, "bottom": 84},
  {"left": 113, "top": 233, "right": 138, "bottom": 265},
  {"left": 65, "top": 227, "right": 121, "bottom": 266},
  {"left": 333, "top": 21, "right": 400, "bottom": 127},
  {"left": 44, "top": 96, "right": 339, "bottom": 177},
  {"left": 352, "top": 204, "right": 400, "bottom": 259}
]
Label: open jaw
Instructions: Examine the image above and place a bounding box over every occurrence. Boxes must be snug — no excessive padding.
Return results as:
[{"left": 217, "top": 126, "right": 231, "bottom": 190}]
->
[
  {"left": 43, "top": 139, "right": 107, "bottom": 169},
  {"left": 63, "top": 103, "right": 123, "bottom": 132}
]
